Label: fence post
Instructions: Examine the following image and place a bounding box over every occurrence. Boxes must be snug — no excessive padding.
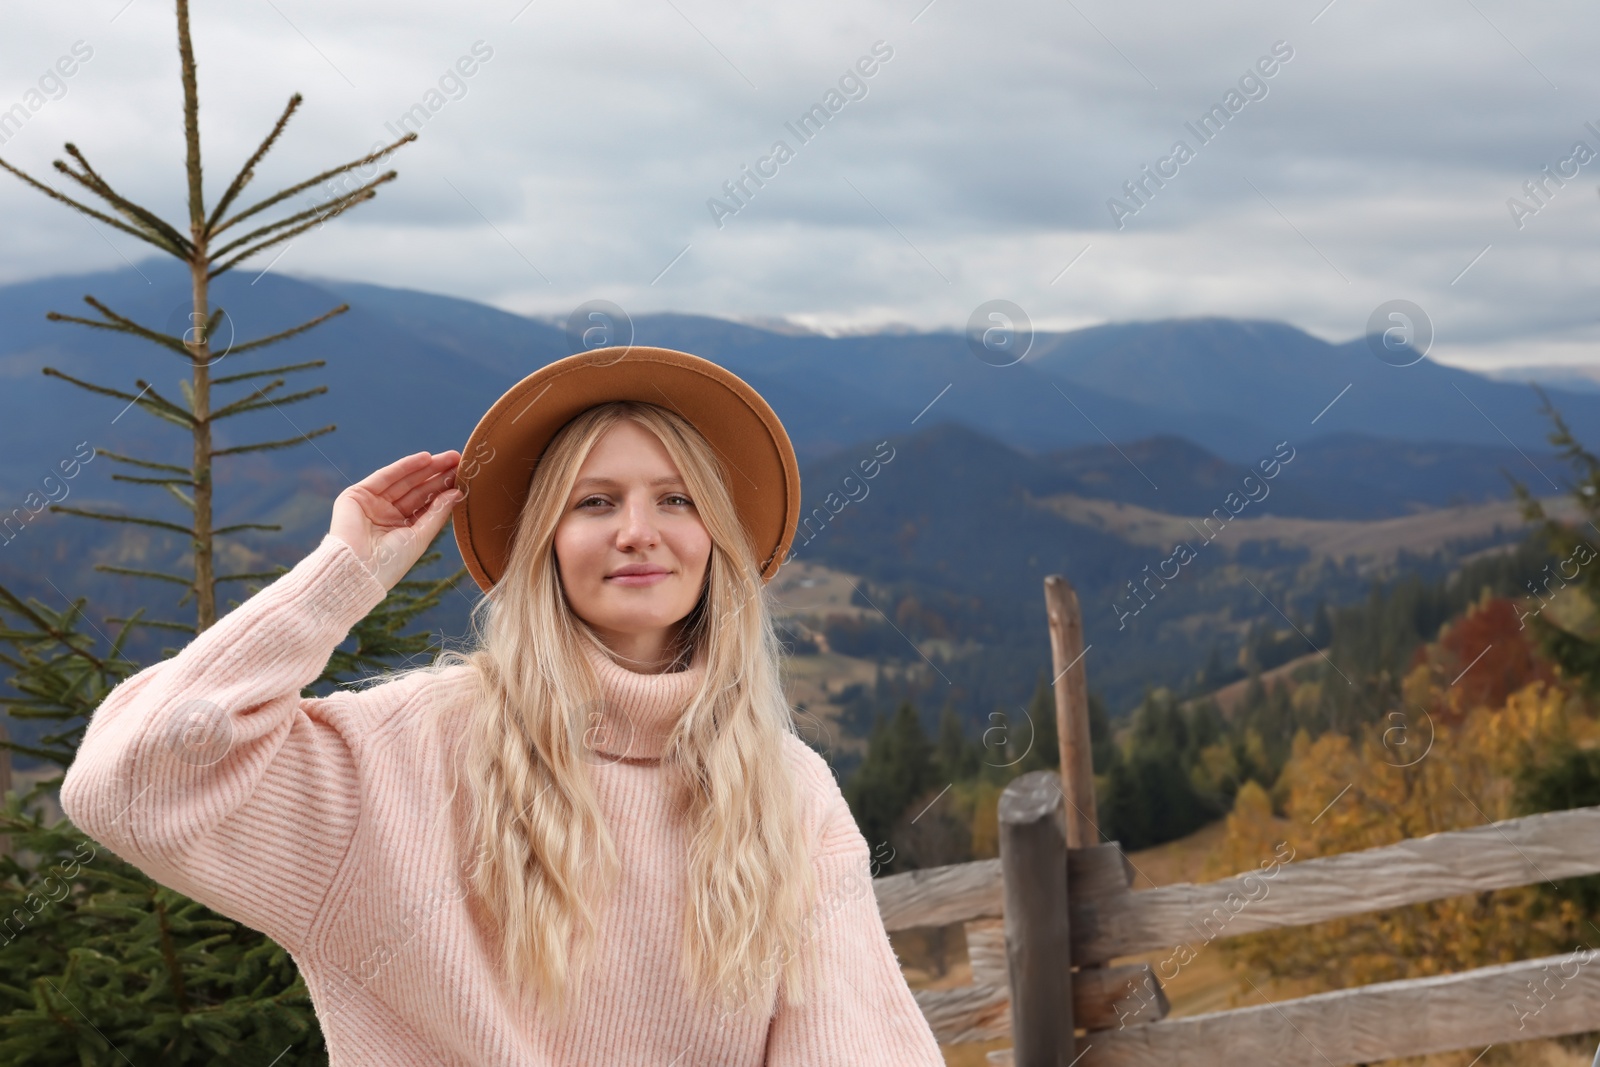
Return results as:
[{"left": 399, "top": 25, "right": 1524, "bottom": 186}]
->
[
  {"left": 1043, "top": 576, "right": 1097, "bottom": 847},
  {"left": 999, "top": 769, "right": 1076, "bottom": 1066}
]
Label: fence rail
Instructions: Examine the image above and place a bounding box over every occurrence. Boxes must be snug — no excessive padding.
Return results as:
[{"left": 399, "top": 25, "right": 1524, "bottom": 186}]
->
[
  {"left": 995, "top": 949, "right": 1600, "bottom": 1067},
  {"left": 876, "top": 573, "right": 1600, "bottom": 1067},
  {"left": 1072, "top": 803, "right": 1600, "bottom": 964}
]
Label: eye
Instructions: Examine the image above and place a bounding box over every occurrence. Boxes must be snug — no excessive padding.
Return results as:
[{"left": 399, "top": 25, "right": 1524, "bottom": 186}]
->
[
  {"left": 576, "top": 495, "right": 610, "bottom": 509},
  {"left": 664, "top": 493, "right": 694, "bottom": 507}
]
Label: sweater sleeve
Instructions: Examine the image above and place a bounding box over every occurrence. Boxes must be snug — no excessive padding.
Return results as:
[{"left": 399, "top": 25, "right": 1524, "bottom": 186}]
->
[
  {"left": 59, "top": 532, "right": 394, "bottom": 956},
  {"left": 764, "top": 790, "right": 946, "bottom": 1066}
]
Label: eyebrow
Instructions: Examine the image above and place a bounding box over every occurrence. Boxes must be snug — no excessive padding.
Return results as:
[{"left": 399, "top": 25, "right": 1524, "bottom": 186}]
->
[{"left": 571, "top": 475, "right": 686, "bottom": 490}]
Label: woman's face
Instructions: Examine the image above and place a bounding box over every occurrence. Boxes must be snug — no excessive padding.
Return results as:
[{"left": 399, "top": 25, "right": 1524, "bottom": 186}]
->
[{"left": 553, "top": 419, "right": 712, "bottom": 663}]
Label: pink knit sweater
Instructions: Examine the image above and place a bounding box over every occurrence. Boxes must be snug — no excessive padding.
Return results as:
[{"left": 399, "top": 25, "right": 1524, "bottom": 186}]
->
[{"left": 60, "top": 533, "right": 945, "bottom": 1066}]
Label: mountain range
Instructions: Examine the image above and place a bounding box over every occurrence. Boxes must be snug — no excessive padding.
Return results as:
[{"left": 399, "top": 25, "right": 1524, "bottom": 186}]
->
[
  {"left": 0, "top": 262, "right": 1589, "bottom": 756},
  {"left": 2, "top": 262, "right": 1593, "bottom": 489}
]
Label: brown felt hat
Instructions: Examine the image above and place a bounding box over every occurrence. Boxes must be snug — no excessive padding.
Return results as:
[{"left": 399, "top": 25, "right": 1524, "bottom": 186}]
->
[{"left": 451, "top": 345, "right": 802, "bottom": 593}]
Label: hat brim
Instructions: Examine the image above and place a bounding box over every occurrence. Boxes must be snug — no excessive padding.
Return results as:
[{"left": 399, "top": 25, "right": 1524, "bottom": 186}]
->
[{"left": 451, "top": 345, "right": 801, "bottom": 592}]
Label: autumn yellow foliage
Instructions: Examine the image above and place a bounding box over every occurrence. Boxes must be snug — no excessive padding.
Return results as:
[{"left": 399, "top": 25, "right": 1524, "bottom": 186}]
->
[{"left": 1212, "top": 677, "right": 1595, "bottom": 989}]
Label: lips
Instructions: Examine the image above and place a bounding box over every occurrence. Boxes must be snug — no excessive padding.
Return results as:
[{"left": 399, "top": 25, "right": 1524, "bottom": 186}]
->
[
  {"left": 609, "top": 564, "right": 669, "bottom": 577},
  {"left": 606, "top": 564, "right": 670, "bottom": 586}
]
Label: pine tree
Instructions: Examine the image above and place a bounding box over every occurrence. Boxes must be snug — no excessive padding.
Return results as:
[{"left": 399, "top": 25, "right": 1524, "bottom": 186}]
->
[
  {"left": 1010, "top": 672, "right": 1060, "bottom": 775},
  {"left": 1096, "top": 688, "right": 1219, "bottom": 850},
  {"left": 1512, "top": 388, "right": 1600, "bottom": 692},
  {"left": 931, "top": 703, "right": 978, "bottom": 783},
  {"left": 1086, "top": 690, "right": 1115, "bottom": 775},
  {"left": 0, "top": 2, "right": 412, "bottom": 635},
  {"left": 844, "top": 702, "right": 937, "bottom": 874},
  {"left": 0, "top": 3, "right": 454, "bottom": 1061}
]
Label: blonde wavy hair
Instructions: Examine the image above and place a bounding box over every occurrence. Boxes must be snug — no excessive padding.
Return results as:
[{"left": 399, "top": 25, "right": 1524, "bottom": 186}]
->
[{"left": 382, "top": 400, "right": 820, "bottom": 1030}]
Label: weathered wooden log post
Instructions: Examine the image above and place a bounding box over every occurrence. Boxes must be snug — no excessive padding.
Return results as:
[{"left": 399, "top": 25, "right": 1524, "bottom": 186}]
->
[
  {"left": 1043, "top": 576, "right": 1096, "bottom": 847},
  {"left": 999, "top": 769, "right": 1076, "bottom": 1065}
]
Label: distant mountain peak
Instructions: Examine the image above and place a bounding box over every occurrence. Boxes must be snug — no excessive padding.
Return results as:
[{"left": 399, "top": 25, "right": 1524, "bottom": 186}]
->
[{"left": 719, "top": 313, "right": 824, "bottom": 337}]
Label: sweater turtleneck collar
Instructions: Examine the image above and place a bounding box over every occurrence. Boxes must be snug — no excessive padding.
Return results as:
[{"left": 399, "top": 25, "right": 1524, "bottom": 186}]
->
[{"left": 578, "top": 632, "right": 705, "bottom": 764}]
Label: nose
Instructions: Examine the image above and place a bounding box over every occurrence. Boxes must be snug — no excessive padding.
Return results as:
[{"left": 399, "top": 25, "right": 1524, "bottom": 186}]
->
[{"left": 614, "top": 490, "right": 660, "bottom": 552}]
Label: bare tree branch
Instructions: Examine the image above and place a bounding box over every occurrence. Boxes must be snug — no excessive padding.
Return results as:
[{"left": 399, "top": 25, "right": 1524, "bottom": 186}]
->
[
  {"left": 208, "top": 186, "right": 386, "bottom": 278},
  {"left": 104, "top": 616, "right": 197, "bottom": 635},
  {"left": 212, "top": 384, "right": 328, "bottom": 420},
  {"left": 47, "top": 506, "right": 193, "bottom": 536},
  {"left": 211, "top": 425, "right": 335, "bottom": 457},
  {"left": 213, "top": 522, "right": 282, "bottom": 536},
  {"left": 59, "top": 144, "right": 194, "bottom": 254},
  {"left": 210, "top": 174, "right": 394, "bottom": 260},
  {"left": 42, "top": 313, "right": 146, "bottom": 339},
  {"left": 164, "top": 484, "right": 196, "bottom": 511},
  {"left": 211, "top": 132, "right": 415, "bottom": 236},
  {"left": 96, "top": 449, "right": 189, "bottom": 474},
  {"left": 40, "top": 366, "right": 177, "bottom": 417},
  {"left": 129, "top": 378, "right": 198, "bottom": 424},
  {"left": 213, "top": 358, "right": 326, "bottom": 384},
  {"left": 109, "top": 474, "right": 197, "bottom": 486},
  {"left": 51, "top": 157, "right": 188, "bottom": 251},
  {"left": 43, "top": 365, "right": 195, "bottom": 428},
  {"left": 47, "top": 295, "right": 193, "bottom": 357},
  {"left": 93, "top": 564, "right": 193, "bottom": 587},
  {"left": 210, "top": 378, "right": 287, "bottom": 419},
  {"left": 206, "top": 93, "right": 303, "bottom": 233},
  {"left": 228, "top": 306, "right": 346, "bottom": 356},
  {"left": 0, "top": 155, "right": 187, "bottom": 257}
]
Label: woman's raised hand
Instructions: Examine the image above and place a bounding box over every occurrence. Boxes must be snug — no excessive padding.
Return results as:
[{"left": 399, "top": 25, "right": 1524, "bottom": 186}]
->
[{"left": 330, "top": 451, "right": 463, "bottom": 591}]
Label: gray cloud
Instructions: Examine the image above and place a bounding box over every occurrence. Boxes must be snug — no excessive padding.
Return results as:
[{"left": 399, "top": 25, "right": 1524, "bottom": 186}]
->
[{"left": 0, "top": 0, "right": 1596, "bottom": 369}]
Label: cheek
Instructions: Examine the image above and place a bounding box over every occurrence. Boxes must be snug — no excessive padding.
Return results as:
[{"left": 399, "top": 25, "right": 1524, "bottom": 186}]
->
[
  {"left": 669, "top": 523, "right": 713, "bottom": 584},
  {"left": 552, "top": 523, "right": 602, "bottom": 588},
  {"left": 686, "top": 527, "right": 713, "bottom": 575}
]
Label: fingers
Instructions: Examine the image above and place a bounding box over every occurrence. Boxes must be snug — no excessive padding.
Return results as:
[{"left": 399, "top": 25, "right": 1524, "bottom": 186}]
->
[
  {"left": 388, "top": 452, "right": 459, "bottom": 504},
  {"left": 392, "top": 465, "right": 459, "bottom": 519},
  {"left": 409, "top": 484, "right": 463, "bottom": 544},
  {"left": 355, "top": 451, "right": 461, "bottom": 504},
  {"left": 366, "top": 485, "right": 460, "bottom": 582},
  {"left": 353, "top": 451, "right": 432, "bottom": 498}
]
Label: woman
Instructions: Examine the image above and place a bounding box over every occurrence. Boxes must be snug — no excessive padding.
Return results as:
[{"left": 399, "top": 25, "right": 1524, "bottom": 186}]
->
[{"left": 61, "top": 346, "right": 944, "bottom": 1066}]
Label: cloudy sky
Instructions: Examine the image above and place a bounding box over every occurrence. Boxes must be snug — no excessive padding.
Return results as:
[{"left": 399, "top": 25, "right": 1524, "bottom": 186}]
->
[{"left": 1, "top": 0, "right": 1595, "bottom": 369}]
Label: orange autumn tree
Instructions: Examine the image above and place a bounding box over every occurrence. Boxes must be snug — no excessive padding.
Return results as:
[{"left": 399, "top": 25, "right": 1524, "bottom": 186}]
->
[{"left": 1406, "top": 596, "right": 1559, "bottom": 729}]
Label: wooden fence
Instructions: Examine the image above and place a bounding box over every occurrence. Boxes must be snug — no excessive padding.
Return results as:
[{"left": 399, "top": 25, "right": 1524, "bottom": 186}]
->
[{"left": 874, "top": 575, "right": 1600, "bottom": 1066}]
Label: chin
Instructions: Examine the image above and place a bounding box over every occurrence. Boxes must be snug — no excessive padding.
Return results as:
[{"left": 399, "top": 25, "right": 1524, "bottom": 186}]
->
[{"left": 599, "top": 604, "right": 682, "bottom": 629}]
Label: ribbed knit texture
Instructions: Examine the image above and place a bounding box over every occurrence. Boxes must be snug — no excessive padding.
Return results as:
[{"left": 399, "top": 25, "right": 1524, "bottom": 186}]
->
[
  {"left": 59, "top": 533, "right": 945, "bottom": 1066},
  {"left": 577, "top": 633, "right": 701, "bottom": 763}
]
